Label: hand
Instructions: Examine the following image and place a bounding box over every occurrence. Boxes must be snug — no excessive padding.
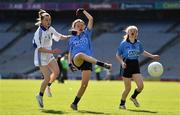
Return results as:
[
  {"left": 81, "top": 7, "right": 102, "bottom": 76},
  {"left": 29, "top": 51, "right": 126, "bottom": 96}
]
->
[
  {"left": 76, "top": 8, "right": 84, "bottom": 17},
  {"left": 121, "top": 61, "right": 127, "bottom": 69},
  {"left": 152, "top": 55, "right": 160, "bottom": 61},
  {"left": 67, "top": 35, "right": 72, "bottom": 38},
  {"left": 69, "top": 63, "right": 77, "bottom": 72},
  {"left": 51, "top": 48, "right": 61, "bottom": 54}
]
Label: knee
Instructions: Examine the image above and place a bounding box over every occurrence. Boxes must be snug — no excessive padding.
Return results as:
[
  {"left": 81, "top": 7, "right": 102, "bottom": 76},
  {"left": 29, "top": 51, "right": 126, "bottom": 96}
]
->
[
  {"left": 53, "top": 69, "right": 60, "bottom": 77},
  {"left": 137, "top": 84, "right": 144, "bottom": 92},
  {"left": 77, "top": 53, "right": 84, "bottom": 58},
  {"left": 125, "top": 86, "right": 131, "bottom": 92},
  {"left": 44, "top": 77, "right": 50, "bottom": 82},
  {"left": 81, "top": 83, "right": 88, "bottom": 89}
]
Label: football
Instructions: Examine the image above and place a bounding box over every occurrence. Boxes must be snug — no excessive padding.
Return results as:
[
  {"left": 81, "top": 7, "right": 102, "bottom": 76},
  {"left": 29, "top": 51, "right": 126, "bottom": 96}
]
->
[{"left": 148, "top": 62, "right": 164, "bottom": 77}]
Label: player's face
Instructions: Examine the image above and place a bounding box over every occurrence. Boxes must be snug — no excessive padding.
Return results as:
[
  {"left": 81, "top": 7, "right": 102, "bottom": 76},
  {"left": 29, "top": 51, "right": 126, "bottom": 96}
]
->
[
  {"left": 128, "top": 29, "right": 138, "bottom": 39},
  {"left": 74, "top": 22, "right": 85, "bottom": 32},
  {"left": 41, "top": 15, "right": 51, "bottom": 28}
]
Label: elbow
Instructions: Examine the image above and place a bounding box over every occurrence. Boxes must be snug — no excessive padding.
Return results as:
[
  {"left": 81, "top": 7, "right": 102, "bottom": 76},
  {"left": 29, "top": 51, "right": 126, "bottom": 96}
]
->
[
  {"left": 38, "top": 47, "right": 43, "bottom": 52},
  {"left": 59, "top": 35, "right": 65, "bottom": 40},
  {"left": 89, "top": 16, "right": 93, "bottom": 21},
  {"left": 116, "top": 53, "right": 119, "bottom": 59}
]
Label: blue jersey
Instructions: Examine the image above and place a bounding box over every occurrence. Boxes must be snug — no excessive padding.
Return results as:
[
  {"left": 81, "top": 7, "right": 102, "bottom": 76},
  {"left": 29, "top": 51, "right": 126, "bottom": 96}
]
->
[
  {"left": 117, "top": 39, "right": 144, "bottom": 60},
  {"left": 69, "top": 28, "right": 93, "bottom": 58}
]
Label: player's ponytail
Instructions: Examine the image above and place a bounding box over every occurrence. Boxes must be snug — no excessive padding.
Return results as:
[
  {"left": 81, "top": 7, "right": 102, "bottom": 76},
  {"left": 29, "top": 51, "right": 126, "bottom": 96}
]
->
[
  {"left": 35, "top": 9, "right": 50, "bottom": 26},
  {"left": 123, "top": 33, "right": 129, "bottom": 40}
]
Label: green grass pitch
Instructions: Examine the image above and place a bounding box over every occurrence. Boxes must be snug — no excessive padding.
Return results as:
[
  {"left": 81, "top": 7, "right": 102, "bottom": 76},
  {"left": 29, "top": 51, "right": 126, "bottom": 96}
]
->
[{"left": 0, "top": 79, "right": 180, "bottom": 115}]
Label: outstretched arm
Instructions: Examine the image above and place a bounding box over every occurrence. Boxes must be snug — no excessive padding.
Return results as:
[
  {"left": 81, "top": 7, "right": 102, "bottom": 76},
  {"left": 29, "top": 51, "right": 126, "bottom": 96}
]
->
[
  {"left": 143, "top": 50, "right": 160, "bottom": 60},
  {"left": 60, "top": 35, "right": 71, "bottom": 40},
  {"left": 51, "top": 27, "right": 71, "bottom": 41},
  {"left": 53, "top": 33, "right": 71, "bottom": 41}
]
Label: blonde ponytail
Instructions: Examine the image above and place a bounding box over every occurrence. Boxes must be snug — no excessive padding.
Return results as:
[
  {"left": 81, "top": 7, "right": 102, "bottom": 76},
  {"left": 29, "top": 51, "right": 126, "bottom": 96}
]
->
[{"left": 35, "top": 9, "right": 50, "bottom": 26}]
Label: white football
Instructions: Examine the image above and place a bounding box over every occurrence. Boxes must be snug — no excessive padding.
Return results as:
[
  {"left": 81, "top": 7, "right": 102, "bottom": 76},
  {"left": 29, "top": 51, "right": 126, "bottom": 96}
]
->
[{"left": 148, "top": 62, "right": 163, "bottom": 77}]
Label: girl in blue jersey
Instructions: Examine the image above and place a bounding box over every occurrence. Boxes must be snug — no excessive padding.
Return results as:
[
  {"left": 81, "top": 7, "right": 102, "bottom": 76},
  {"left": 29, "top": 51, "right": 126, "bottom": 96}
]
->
[
  {"left": 116, "top": 26, "right": 160, "bottom": 109},
  {"left": 69, "top": 8, "right": 112, "bottom": 110}
]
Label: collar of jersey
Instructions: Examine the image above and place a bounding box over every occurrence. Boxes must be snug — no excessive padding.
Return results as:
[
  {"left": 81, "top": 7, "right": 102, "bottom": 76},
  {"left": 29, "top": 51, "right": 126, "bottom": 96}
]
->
[
  {"left": 73, "top": 31, "right": 85, "bottom": 37},
  {"left": 40, "top": 25, "right": 50, "bottom": 31},
  {"left": 126, "top": 38, "right": 137, "bottom": 44}
]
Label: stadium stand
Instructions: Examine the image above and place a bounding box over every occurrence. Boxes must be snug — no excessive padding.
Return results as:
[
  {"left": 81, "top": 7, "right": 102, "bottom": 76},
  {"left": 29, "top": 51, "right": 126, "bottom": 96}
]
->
[
  {"left": 141, "top": 34, "right": 180, "bottom": 80},
  {"left": 0, "top": 33, "right": 34, "bottom": 72},
  {"left": 0, "top": 22, "right": 13, "bottom": 32},
  {"left": 160, "top": 40, "right": 180, "bottom": 80},
  {"left": 0, "top": 32, "right": 19, "bottom": 50},
  {"left": 174, "top": 25, "right": 180, "bottom": 32},
  {"left": 0, "top": 0, "right": 179, "bottom": 80},
  {"left": 0, "top": 20, "right": 178, "bottom": 79}
]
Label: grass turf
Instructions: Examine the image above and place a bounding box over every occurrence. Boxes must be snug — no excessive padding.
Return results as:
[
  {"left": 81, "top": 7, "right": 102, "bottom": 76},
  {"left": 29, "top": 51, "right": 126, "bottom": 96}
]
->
[{"left": 0, "top": 79, "right": 180, "bottom": 115}]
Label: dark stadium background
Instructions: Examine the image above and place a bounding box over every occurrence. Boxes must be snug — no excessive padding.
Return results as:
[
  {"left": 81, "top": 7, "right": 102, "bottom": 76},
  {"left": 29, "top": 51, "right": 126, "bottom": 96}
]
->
[{"left": 0, "top": 0, "right": 180, "bottom": 81}]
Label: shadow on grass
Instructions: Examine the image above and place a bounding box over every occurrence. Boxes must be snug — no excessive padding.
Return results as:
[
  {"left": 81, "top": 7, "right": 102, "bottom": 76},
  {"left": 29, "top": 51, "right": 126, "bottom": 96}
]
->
[
  {"left": 127, "top": 109, "right": 158, "bottom": 114},
  {"left": 78, "top": 110, "right": 113, "bottom": 115},
  {"left": 41, "top": 109, "right": 65, "bottom": 114}
]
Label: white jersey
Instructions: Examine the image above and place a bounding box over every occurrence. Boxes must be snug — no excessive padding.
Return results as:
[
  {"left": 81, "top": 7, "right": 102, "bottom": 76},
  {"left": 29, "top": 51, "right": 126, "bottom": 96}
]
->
[{"left": 33, "top": 26, "right": 63, "bottom": 66}]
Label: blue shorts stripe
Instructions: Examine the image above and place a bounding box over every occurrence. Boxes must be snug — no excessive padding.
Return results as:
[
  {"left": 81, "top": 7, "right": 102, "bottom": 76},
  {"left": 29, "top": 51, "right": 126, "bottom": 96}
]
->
[{"left": 38, "top": 51, "right": 41, "bottom": 66}]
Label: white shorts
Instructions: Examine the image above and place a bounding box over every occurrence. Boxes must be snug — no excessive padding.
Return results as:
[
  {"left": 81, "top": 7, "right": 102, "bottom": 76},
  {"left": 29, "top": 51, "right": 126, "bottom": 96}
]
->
[{"left": 34, "top": 48, "right": 55, "bottom": 66}]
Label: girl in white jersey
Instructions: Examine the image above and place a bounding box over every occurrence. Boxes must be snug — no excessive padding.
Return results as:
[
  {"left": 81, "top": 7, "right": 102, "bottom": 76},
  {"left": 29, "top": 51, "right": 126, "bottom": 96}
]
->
[{"left": 33, "top": 9, "right": 70, "bottom": 108}]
